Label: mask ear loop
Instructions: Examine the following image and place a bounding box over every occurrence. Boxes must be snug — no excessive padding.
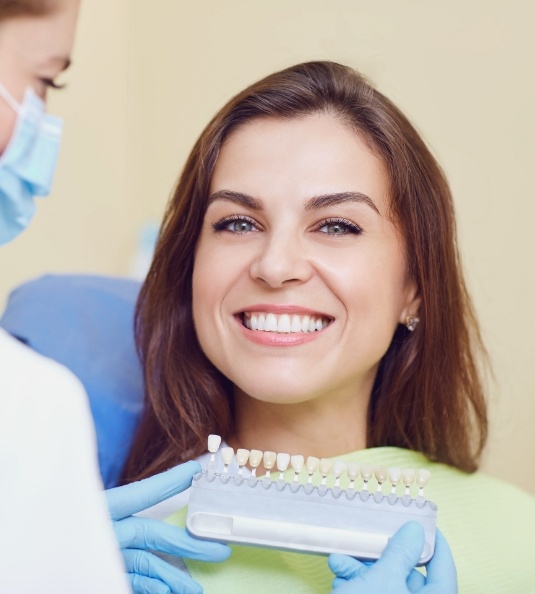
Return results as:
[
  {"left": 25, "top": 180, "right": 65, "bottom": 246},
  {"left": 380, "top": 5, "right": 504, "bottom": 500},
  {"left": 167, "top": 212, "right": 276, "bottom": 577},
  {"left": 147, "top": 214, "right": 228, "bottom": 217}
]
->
[{"left": 0, "top": 82, "right": 21, "bottom": 114}]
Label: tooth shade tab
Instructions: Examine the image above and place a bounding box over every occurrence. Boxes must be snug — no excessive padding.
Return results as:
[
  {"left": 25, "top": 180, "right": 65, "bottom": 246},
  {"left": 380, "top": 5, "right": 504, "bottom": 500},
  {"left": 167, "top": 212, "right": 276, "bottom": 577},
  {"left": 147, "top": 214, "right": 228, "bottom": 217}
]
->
[
  {"left": 333, "top": 461, "right": 347, "bottom": 487},
  {"left": 388, "top": 467, "right": 401, "bottom": 493},
  {"left": 221, "top": 447, "right": 234, "bottom": 469},
  {"left": 276, "top": 453, "right": 290, "bottom": 472},
  {"left": 346, "top": 462, "right": 360, "bottom": 489},
  {"left": 319, "top": 458, "right": 333, "bottom": 485},
  {"left": 236, "top": 448, "right": 250, "bottom": 474},
  {"left": 402, "top": 468, "right": 416, "bottom": 486},
  {"left": 236, "top": 448, "right": 250, "bottom": 466},
  {"left": 374, "top": 465, "right": 388, "bottom": 492},
  {"left": 360, "top": 464, "right": 373, "bottom": 480},
  {"left": 276, "top": 452, "right": 290, "bottom": 480},
  {"left": 243, "top": 311, "right": 330, "bottom": 334},
  {"left": 263, "top": 451, "right": 277, "bottom": 470},
  {"left": 402, "top": 468, "right": 416, "bottom": 496},
  {"left": 291, "top": 455, "right": 304, "bottom": 481},
  {"left": 319, "top": 458, "right": 333, "bottom": 476},
  {"left": 333, "top": 460, "right": 347, "bottom": 478},
  {"left": 249, "top": 449, "right": 263, "bottom": 476},
  {"left": 306, "top": 456, "right": 320, "bottom": 483},
  {"left": 417, "top": 468, "right": 431, "bottom": 487},
  {"left": 417, "top": 468, "right": 431, "bottom": 497},
  {"left": 207, "top": 434, "right": 222, "bottom": 454}
]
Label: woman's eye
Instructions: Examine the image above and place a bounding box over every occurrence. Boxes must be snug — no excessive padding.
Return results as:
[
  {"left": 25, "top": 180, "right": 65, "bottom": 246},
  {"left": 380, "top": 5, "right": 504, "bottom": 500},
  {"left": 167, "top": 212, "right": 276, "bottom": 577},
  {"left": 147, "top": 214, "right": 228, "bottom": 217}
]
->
[
  {"left": 316, "top": 219, "right": 362, "bottom": 236},
  {"left": 213, "top": 216, "right": 258, "bottom": 234}
]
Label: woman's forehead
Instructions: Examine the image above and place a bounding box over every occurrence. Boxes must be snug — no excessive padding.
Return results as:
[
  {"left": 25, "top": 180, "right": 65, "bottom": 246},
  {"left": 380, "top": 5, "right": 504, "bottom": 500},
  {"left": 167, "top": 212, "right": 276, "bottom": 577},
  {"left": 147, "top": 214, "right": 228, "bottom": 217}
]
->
[{"left": 211, "top": 114, "right": 391, "bottom": 209}]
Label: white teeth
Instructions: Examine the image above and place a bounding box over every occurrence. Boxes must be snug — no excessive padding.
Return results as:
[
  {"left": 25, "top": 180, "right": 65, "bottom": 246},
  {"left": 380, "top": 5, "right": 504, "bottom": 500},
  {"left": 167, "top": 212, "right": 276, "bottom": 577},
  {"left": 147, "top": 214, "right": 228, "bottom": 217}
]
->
[
  {"left": 277, "top": 314, "right": 291, "bottom": 332},
  {"left": 243, "top": 312, "right": 330, "bottom": 334},
  {"left": 250, "top": 314, "right": 258, "bottom": 331},
  {"left": 265, "top": 313, "right": 277, "bottom": 331},
  {"left": 291, "top": 315, "right": 302, "bottom": 332}
]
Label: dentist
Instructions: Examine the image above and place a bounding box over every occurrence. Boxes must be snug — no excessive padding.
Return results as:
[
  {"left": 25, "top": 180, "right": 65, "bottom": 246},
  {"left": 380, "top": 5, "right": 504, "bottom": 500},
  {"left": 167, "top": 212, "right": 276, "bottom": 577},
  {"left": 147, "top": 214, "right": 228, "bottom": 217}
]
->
[{"left": 0, "top": 2, "right": 229, "bottom": 593}]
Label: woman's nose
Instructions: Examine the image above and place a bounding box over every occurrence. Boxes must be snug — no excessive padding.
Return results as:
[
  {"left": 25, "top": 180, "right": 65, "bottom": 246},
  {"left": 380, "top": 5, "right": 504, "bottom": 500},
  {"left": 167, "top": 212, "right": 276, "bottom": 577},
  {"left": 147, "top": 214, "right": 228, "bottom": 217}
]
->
[{"left": 249, "top": 233, "right": 313, "bottom": 288}]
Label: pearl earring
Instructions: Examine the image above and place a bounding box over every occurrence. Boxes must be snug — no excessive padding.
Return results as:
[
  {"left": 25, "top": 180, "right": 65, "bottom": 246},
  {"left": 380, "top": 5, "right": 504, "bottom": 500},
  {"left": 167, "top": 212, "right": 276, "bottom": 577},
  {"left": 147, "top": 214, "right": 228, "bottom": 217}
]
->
[{"left": 405, "top": 316, "right": 420, "bottom": 332}]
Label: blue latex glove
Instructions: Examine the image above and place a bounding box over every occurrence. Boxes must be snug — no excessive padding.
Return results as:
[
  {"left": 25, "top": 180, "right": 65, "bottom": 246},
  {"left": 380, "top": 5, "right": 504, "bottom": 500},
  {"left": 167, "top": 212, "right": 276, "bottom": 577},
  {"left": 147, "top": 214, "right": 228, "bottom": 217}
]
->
[
  {"left": 328, "top": 522, "right": 457, "bottom": 594},
  {"left": 106, "top": 460, "right": 231, "bottom": 594}
]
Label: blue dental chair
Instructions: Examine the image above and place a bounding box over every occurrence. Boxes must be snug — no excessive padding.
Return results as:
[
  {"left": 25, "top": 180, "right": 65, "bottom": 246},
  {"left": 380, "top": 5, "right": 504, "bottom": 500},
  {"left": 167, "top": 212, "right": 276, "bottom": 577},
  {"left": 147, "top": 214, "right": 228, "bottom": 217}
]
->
[{"left": 0, "top": 274, "right": 144, "bottom": 488}]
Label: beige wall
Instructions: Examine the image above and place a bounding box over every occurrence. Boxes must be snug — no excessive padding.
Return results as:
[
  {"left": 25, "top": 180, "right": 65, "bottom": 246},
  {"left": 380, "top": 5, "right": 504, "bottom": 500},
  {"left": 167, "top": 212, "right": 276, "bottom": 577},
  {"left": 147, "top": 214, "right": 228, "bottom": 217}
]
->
[{"left": 2, "top": 0, "right": 534, "bottom": 493}]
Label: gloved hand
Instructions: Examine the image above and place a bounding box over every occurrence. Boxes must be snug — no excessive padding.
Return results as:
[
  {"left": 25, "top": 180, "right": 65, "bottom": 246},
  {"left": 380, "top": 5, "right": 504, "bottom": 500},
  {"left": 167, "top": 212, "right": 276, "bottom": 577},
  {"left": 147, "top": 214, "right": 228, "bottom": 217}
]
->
[
  {"left": 328, "top": 522, "right": 457, "bottom": 594},
  {"left": 106, "top": 460, "right": 231, "bottom": 594}
]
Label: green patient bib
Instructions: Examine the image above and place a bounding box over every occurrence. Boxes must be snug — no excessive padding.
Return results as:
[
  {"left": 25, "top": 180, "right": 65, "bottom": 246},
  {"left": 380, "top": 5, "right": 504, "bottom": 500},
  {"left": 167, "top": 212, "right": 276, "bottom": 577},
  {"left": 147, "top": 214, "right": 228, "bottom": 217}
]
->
[{"left": 165, "top": 447, "right": 535, "bottom": 594}]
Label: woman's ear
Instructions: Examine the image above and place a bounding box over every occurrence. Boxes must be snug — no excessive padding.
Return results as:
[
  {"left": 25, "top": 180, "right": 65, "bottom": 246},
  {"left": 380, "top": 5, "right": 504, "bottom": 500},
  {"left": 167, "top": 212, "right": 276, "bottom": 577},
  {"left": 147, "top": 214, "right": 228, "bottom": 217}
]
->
[{"left": 399, "top": 281, "right": 421, "bottom": 325}]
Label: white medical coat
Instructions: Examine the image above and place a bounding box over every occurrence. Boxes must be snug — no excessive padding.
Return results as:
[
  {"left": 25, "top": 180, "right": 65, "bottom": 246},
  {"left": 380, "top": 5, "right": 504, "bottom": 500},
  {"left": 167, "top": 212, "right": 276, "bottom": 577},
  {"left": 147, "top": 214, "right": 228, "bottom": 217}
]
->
[{"left": 0, "top": 328, "right": 130, "bottom": 593}]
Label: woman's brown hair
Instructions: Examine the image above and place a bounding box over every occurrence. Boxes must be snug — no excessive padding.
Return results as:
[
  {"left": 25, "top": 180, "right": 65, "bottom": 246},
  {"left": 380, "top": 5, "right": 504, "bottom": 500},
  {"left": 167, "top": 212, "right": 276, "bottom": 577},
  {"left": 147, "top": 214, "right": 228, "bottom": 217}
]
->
[
  {"left": 0, "top": 0, "right": 59, "bottom": 20},
  {"left": 121, "top": 61, "right": 488, "bottom": 483}
]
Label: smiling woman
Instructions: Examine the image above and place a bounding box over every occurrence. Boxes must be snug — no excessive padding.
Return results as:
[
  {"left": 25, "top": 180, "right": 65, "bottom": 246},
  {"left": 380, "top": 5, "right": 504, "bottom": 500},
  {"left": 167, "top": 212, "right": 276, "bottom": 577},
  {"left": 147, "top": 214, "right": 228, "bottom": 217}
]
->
[
  {"left": 121, "top": 62, "right": 535, "bottom": 592},
  {"left": 124, "top": 61, "right": 485, "bottom": 477}
]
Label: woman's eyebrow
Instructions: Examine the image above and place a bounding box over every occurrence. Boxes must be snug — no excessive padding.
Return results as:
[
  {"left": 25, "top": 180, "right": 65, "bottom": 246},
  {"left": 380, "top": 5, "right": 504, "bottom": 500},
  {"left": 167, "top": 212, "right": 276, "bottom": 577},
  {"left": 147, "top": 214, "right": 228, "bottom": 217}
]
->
[
  {"left": 207, "top": 190, "right": 263, "bottom": 210},
  {"left": 207, "top": 189, "right": 379, "bottom": 214},
  {"left": 37, "top": 56, "right": 71, "bottom": 73},
  {"left": 305, "top": 192, "right": 379, "bottom": 214}
]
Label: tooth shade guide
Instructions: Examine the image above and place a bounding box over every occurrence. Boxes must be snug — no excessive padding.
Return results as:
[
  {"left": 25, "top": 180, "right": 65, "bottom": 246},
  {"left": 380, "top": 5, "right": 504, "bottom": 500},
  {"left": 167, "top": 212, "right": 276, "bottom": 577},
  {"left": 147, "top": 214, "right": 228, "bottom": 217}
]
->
[
  {"left": 201, "top": 437, "right": 432, "bottom": 501},
  {"left": 189, "top": 454, "right": 438, "bottom": 563}
]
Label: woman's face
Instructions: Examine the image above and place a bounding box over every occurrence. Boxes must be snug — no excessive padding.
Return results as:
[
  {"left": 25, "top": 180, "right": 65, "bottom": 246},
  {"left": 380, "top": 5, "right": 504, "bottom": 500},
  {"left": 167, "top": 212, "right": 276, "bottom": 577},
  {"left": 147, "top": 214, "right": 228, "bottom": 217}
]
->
[
  {"left": 193, "top": 113, "right": 419, "bottom": 409},
  {"left": 0, "top": 0, "right": 80, "bottom": 152}
]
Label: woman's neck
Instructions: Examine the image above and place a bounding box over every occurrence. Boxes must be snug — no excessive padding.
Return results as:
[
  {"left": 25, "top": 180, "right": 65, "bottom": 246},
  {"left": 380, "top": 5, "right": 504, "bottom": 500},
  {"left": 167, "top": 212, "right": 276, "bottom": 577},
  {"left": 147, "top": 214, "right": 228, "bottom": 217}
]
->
[{"left": 229, "top": 387, "right": 369, "bottom": 459}]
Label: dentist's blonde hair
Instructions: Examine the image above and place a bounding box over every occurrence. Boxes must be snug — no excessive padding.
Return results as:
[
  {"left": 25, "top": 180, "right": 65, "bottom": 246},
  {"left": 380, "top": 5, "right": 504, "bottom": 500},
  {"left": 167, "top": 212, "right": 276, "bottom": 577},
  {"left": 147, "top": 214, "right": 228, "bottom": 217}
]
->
[{"left": 122, "top": 61, "right": 488, "bottom": 484}]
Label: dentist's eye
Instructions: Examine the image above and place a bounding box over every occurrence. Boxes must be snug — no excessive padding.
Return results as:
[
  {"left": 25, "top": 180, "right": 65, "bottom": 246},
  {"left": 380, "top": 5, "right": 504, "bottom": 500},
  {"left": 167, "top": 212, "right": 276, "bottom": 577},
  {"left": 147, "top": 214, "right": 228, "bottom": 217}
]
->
[
  {"left": 212, "top": 215, "right": 259, "bottom": 234},
  {"left": 315, "top": 218, "right": 362, "bottom": 236},
  {"left": 40, "top": 78, "right": 67, "bottom": 90}
]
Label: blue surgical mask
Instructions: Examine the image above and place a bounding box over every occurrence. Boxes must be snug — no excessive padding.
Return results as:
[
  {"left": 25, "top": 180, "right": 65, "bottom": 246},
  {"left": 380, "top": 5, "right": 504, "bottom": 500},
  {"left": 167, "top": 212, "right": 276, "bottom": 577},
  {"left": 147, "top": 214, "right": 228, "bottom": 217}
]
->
[{"left": 0, "top": 82, "right": 63, "bottom": 245}]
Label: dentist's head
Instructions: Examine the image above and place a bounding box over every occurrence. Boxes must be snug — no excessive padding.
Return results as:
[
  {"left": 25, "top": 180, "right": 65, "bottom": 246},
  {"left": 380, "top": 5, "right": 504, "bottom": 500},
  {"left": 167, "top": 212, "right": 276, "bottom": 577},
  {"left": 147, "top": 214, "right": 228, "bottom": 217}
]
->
[{"left": 0, "top": 0, "right": 80, "bottom": 245}]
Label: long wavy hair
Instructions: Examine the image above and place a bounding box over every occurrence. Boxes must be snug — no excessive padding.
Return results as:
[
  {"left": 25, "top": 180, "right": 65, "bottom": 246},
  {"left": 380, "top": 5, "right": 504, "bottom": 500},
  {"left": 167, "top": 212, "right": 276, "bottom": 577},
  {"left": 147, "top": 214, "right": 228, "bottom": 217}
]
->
[{"left": 121, "top": 61, "right": 488, "bottom": 483}]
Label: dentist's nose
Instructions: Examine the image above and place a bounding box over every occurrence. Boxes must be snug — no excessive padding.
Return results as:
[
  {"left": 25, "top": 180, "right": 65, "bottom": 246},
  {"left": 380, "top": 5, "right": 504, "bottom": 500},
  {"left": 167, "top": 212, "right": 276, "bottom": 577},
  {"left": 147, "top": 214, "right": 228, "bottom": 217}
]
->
[{"left": 249, "top": 233, "right": 313, "bottom": 287}]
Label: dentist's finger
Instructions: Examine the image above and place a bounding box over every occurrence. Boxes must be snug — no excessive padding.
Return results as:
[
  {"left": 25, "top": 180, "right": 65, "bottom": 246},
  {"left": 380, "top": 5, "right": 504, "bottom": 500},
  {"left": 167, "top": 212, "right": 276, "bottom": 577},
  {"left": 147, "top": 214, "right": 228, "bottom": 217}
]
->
[{"left": 107, "top": 461, "right": 201, "bottom": 520}]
